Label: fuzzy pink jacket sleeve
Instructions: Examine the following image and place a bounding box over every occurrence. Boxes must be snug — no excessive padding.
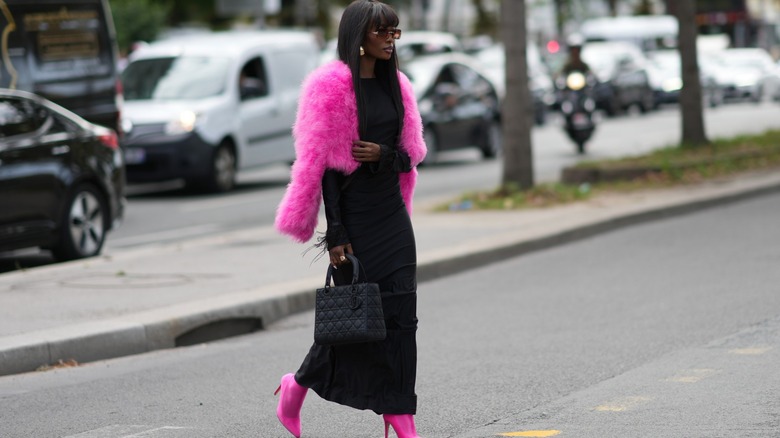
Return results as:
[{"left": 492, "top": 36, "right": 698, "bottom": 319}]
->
[
  {"left": 274, "top": 61, "right": 426, "bottom": 243},
  {"left": 397, "top": 71, "right": 426, "bottom": 213}
]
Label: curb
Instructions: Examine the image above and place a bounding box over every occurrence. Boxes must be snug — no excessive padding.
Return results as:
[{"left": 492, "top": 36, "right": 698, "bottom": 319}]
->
[
  {"left": 417, "top": 176, "right": 780, "bottom": 282},
  {"left": 2, "top": 175, "right": 780, "bottom": 376},
  {"left": 560, "top": 147, "right": 780, "bottom": 185}
]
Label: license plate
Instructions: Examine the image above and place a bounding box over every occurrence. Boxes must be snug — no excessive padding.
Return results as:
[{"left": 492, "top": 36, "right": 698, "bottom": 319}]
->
[
  {"left": 124, "top": 148, "right": 146, "bottom": 164},
  {"left": 572, "top": 113, "right": 589, "bottom": 128}
]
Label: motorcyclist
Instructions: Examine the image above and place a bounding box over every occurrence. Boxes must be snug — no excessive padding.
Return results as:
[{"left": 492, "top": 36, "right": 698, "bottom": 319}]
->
[
  {"left": 554, "top": 34, "right": 597, "bottom": 107},
  {"left": 555, "top": 34, "right": 598, "bottom": 154},
  {"left": 559, "top": 34, "right": 592, "bottom": 76}
]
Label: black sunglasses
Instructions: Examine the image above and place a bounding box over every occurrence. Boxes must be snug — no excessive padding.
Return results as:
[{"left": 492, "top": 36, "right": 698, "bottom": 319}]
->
[{"left": 371, "top": 27, "right": 402, "bottom": 40}]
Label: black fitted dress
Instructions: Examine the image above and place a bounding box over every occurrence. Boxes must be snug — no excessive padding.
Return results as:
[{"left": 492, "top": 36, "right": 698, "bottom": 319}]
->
[{"left": 294, "top": 78, "right": 418, "bottom": 414}]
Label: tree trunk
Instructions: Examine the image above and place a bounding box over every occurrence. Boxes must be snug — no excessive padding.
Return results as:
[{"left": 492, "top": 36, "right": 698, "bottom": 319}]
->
[
  {"left": 410, "top": 0, "right": 427, "bottom": 30},
  {"left": 441, "top": 0, "right": 452, "bottom": 32},
  {"left": 553, "top": 0, "right": 567, "bottom": 38},
  {"left": 471, "top": 0, "right": 496, "bottom": 37},
  {"left": 500, "top": 0, "right": 534, "bottom": 189},
  {"left": 671, "top": 0, "right": 709, "bottom": 146},
  {"left": 606, "top": 0, "right": 618, "bottom": 17}
]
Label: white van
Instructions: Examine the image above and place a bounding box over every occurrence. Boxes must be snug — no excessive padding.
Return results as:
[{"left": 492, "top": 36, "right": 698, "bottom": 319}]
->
[
  {"left": 120, "top": 31, "right": 320, "bottom": 192},
  {"left": 580, "top": 15, "right": 678, "bottom": 51}
]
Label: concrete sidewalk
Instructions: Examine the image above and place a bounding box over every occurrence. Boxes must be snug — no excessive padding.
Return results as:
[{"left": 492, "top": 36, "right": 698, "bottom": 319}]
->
[{"left": 1, "top": 171, "right": 779, "bottom": 376}]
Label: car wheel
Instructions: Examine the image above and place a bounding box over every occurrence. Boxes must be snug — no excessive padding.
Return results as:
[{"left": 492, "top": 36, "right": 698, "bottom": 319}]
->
[
  {"left": 534, "top": 103, "right": 547, "bottom": 126},
  {"left": 480, "top": 118, "right": 502, "bottom": 159},
  {"left": 751, "top": 86, "right": 764, "bottom": 103},
  {"left": 708, "top": 88, "right": 724, "bottom": 108},
  {"left": 191, "top": 142, "right": 237, "bottom": 192},
  {"left": 605, "top": 95, "right": 621, "bottom": 117},
  {"left": 639, "top": 89, "right": 655, "bottom": 113},
  {"left": 51, "top": 183, "right": 108, "bottom": 261},
  {"left": 420, "top": 126, "right": 438, "bottom": 166}
]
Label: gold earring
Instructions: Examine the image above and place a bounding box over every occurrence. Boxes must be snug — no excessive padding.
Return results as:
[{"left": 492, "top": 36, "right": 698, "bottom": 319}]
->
[{"left": 360, "top": 46, "right": 365, "bottom": 56}]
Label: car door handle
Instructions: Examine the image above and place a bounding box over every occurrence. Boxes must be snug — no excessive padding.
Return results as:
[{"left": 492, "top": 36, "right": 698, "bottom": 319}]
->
[{"left": 52, "top": 145, "right": 70, "bottom": 155}]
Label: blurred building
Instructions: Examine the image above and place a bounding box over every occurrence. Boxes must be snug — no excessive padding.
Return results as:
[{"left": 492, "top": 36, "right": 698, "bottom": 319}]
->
[
  {"left": 692, "top": 0, "right": 780, "bottom": 52},
  {"left": 420, "top": 0, "right": 667, "bottom": 40}
]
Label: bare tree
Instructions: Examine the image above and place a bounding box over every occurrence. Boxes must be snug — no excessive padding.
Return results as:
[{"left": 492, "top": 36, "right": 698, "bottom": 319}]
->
[
  {"left": 500, "top": 0, "right": 534, "bottom": 189},
  {"left": 552, "top": 0, "right": 569, "bottom": 38},
  {"left": 605, "top": 0, "right": 618, "bottom": 16},
  {"left": 668, "top": 0, "right": 708, "bottom": 146},
  {"left": 471, "top": 0, "right": 497, "bottom": 37}
]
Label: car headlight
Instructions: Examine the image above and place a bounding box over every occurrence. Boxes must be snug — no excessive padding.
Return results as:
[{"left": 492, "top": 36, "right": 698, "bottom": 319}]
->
[
  {"left": 120, "top": 117, "right": 134, "bottom": 136},
  {"left": 662, "top": 78, "right": 683, "bottom": 92},
  {"left": 566, "top": 72, "right": 587, "bottom": 90},
  {"left": 165, "top": 111, "right": 201, "bottom": 135},
  {"left": 736, "top": 75, "right": 757, "bottom": 87}
]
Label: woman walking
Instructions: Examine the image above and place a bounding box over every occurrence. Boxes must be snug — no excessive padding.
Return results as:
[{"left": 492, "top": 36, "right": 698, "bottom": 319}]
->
[{"left": 273, "top": 1, "right": 426, "bottom": 437}]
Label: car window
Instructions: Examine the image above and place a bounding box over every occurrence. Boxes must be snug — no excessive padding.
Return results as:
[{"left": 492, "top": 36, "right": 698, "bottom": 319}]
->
[
  {"left": 122, "top": 56, "right": 231, "bottom": 101},
  {"left": 450, "top": 64, "right": 492, "bottom": 96},
  {"left": 435, "top": 65, "right": 457, "bottom": 86},
  {"left": 239, "top": 57, "right": 269, "bottom": 101},
  {"left": 401, "top": 62, "right": 439, "bottom": 98},
  {"left": 0, "top": 97, "right": 46, "bottom": 139},
  {"left": 0, "top": 97, "right": 78, "bottom": 144}
]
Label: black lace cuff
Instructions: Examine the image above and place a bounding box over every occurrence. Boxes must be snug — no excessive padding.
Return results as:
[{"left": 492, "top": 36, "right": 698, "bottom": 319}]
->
[
  {"left": 325, "top": 224, "right": 350, "bottom": 249},
  {"left": 369, "top": 143, "right": 393, "bottom": 174}
]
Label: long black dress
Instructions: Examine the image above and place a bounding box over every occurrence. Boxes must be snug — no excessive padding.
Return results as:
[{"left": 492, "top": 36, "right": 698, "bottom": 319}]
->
[{"left": 294, "top": 78, "right": 418, "bottom": 415}]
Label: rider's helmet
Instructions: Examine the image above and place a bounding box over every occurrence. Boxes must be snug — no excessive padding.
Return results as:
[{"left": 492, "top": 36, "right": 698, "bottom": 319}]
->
[{"left": 566, "top": 33, "right": 585, "bottom": 50}]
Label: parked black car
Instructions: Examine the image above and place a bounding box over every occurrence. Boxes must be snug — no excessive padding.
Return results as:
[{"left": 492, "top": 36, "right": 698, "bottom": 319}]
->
[
  {"left": 0, "top": 89, "right": 125, "bottom": 260},
  {"left": 402, "top": 53, "right": 502, "bottom": 165},
  {"left": 581, "top": 41, "right": 655, "bottom": 116}
]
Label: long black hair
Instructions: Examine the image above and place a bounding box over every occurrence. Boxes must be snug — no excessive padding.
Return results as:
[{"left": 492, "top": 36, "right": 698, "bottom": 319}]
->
[{"left": 337, "top": 0, "right": 405, "bottom": 140}]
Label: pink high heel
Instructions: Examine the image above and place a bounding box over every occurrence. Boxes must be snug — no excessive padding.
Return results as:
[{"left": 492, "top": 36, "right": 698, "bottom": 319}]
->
[
  {"left": 274, "top": 373, "right": 308, "bottom": 438},
  {"left": 383, "top": 414, "right": 421, "bottom": 438}
]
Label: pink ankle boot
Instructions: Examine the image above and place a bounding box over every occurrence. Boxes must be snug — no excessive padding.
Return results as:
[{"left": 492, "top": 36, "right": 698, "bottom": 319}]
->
[
  {"left": 383, "top": 414, "right": 421, "bottom": 438},
  {"left": 274, "top": 373, "right": 308, "bottom": 438}
]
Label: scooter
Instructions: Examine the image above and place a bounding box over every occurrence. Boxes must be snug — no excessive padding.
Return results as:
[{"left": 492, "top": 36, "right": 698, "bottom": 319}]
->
[{"left": 556, "top": 70, "right": 597, "bottom": 154}]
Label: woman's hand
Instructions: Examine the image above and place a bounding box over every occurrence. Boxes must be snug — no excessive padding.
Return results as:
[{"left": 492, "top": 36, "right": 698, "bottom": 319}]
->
[
  {"left": 329, "top": 243, "right": 353, "bottom": 268},
  {"left": 352, "top": 141, "right": 381, "bottom": 162}
]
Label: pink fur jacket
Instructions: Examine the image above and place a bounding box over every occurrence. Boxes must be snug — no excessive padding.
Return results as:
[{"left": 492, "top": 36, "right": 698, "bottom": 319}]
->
[{"left": 274, "top": 60, "right": 427, "bottom": 243}]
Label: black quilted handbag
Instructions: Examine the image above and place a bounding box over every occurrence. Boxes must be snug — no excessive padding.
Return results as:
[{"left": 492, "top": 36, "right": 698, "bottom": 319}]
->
[{"left": 314, "top": 254, "right": 386, "bottom": 346}]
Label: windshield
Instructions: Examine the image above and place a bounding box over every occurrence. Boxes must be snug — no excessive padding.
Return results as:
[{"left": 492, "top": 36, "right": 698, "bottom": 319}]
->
[
  {"left": 122, "top": 56, "right": 230, "bottom": 101},
  {"left": 401, "top": 62, "right": 439, "bottom": 98},
  {"left": 581, "top": 47, "right": 616, "bottom": 72},
  {"left": 649, "top": 52, "right": 680, "bottom": 72},
  {"left": 719, "top": 54, "right": 769, "bottom": 71}
]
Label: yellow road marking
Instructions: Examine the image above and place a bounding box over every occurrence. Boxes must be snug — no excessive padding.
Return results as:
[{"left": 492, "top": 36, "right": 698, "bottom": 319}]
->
[
  {"left": 498, "top": 431, "right": 561, "bottom": 437},
  {"left": 665, "top": 368, "right": 719, "bottom": 383},
  {"left": 730, "top": 347, "right": 772, "bottom": 355},
  {"left": 594, "top": 396, "right": 651, "bottom": 412}
]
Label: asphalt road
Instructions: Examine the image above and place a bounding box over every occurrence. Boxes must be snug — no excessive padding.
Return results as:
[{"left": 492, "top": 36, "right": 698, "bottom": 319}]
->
[
  {"left": 112, "top": 101, "right": 780, "bottom": 248},
  {"left": 1, "top": 190, "right": 778, "bottom": 437},
  {"left": 1, "top": 102, "right": 778, "bottom": 274}
]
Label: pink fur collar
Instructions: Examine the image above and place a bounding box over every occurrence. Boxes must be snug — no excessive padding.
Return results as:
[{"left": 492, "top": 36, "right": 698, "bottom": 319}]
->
[{"left": 274, "top": 61, "right": 426, "bottom": 243}]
